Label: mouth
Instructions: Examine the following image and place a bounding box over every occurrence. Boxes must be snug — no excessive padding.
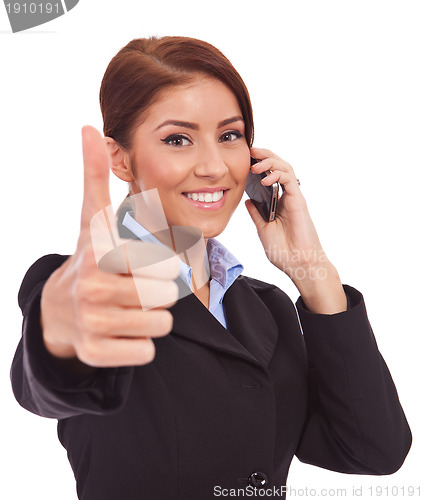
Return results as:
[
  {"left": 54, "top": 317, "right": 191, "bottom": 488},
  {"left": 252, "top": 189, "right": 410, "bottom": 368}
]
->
[{"left": 182, "top": 188, "right": 229, "bottom": 210}]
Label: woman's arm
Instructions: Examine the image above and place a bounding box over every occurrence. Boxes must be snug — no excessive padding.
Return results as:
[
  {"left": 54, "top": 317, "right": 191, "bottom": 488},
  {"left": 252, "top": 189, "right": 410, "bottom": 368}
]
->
[
  {"left": 294, "top": 284, "right": 412, "bottom": 475},
  {"left": 11, "top": 126, "right": 180, "bottom": 420}
]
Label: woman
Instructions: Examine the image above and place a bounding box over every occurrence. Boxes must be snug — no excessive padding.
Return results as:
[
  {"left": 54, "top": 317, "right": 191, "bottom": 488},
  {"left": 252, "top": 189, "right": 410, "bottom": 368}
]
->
[{"left": 11, "top": 36, "right": 412, "bottom": 499}]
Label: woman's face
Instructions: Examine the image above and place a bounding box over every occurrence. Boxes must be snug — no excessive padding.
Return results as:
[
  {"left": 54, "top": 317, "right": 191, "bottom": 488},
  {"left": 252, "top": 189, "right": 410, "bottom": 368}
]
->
[{"left": 126, "top": 76, "right": 251, "bottom": 239}]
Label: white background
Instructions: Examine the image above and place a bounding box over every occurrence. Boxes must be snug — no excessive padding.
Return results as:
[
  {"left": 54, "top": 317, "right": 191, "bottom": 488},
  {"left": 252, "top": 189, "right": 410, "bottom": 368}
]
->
[{"left": 1, "top": 1, "right": 422, "bottom": 498}]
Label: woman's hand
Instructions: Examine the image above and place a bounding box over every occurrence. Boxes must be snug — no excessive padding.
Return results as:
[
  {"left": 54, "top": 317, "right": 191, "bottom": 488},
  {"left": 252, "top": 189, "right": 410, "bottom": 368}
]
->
[
  {"left": 246, "top": 147, "right": 326, "bottom": 276},
  {"left": 40, "top": 126, "right": 180, "bottom": 368},
  {"left": 245, "top": 147, "right": 347, "bottom": 314}
]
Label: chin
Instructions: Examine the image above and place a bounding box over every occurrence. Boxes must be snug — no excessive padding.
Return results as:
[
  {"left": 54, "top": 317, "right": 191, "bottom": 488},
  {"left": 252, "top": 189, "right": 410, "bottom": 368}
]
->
[
  {"left": 197, "top": 220, "right": 229, "bottom": 239},
  {"left": 168, "top": 209, "right": 233, "bottom": 240}
]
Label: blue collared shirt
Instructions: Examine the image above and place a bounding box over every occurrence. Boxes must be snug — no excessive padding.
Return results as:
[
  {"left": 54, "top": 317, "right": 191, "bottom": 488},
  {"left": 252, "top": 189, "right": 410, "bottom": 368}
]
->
[{"left": 122, "top": 212, "right": 244, "bottom": 329}]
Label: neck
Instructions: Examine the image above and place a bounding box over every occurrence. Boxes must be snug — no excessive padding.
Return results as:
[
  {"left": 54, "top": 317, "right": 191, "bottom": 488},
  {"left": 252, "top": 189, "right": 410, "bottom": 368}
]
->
[{"left": 181, "top": 236, "right": 210, "bottom": 293}]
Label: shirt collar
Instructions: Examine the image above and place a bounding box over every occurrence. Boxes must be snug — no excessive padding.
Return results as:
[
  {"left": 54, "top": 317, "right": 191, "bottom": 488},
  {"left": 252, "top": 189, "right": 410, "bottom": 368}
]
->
[{"left": 206, "top": 238, "right": 243, "bottom": 290}]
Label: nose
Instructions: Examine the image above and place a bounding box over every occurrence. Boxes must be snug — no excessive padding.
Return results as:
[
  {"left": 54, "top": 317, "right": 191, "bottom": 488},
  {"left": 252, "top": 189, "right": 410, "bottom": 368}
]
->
[{"left": 193, "top": 145, "right": 228, "bottom": 180}]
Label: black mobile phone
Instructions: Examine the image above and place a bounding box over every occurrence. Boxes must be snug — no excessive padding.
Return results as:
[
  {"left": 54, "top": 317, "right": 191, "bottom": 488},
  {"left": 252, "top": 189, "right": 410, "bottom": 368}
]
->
[{"left": 245, "top": 157, "right": 279, "bottom": 222}]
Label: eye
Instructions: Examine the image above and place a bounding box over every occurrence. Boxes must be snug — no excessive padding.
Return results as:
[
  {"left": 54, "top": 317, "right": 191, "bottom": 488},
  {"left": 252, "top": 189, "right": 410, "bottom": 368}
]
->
[
  {"left": 161, "top": 134, "right": 192, "bottom": 147},
  {"left": 219, "top": 130, "right": 243, "bottom": 143}
]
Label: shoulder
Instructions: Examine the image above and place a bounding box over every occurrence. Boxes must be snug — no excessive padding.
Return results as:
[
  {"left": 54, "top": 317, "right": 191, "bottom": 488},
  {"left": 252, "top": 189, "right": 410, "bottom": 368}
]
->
[
  {"left": 237, "top": 274, "right": 295, "bottom": 307},
  {"left": 18, "top": 254, "right": 70, "bottom": 312},
  {"left": 234, "top": 275, "right": 301, "bottom": 334},
  {"left": 238, "top": 275, "right": 277, "bottom": 292}
]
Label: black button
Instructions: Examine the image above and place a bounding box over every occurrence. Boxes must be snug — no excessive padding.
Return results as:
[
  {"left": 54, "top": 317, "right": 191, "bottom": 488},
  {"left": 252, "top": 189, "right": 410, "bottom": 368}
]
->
[{"left": 248, "top": 471, "right": 268, "bottom": 488}]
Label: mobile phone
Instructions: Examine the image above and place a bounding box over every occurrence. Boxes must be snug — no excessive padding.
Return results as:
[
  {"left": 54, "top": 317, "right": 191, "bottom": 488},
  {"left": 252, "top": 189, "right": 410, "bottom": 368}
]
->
[{"left": 245, "top": 157, "right": 279, "bottom": 222}]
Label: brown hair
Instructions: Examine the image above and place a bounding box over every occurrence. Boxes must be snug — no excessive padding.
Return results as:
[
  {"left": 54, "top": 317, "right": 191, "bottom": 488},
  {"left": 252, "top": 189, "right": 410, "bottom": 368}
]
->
[{"left": 99, "top": 36, "right": 254, "bottom": 152}]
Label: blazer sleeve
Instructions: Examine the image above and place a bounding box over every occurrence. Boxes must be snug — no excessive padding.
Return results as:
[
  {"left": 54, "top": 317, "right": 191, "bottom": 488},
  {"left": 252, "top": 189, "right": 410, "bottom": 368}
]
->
[
  {"left": 294, "top": 284, "right": 412, "bottom": 475},
  {"left": 10, "top": 254, "right": 134, "bottom": 420}
]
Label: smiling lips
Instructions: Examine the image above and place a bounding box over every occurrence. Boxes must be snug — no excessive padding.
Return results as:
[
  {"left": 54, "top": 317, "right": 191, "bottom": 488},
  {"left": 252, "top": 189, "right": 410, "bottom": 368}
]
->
[{"left": 182, "top": 188, "right": 229, "bottom": 210}]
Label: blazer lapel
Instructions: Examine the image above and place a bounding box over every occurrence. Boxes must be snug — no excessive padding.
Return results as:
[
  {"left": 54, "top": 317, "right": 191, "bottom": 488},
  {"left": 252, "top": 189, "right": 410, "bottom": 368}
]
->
[
  {"left": 169, "top": 276, "right": 278, "bottom": 368},
  {"left": 223, "top": 276, "right": 278, "bottom": 367}
]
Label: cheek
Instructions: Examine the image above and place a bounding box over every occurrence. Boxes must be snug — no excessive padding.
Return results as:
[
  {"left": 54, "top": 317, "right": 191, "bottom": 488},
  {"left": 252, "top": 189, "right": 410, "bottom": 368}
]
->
[
  {"left": 233, "top": 150, "right": 251, "bottom": 183},
  {"left": 135, "top": 160, "right": 184, "bottom": 192}
]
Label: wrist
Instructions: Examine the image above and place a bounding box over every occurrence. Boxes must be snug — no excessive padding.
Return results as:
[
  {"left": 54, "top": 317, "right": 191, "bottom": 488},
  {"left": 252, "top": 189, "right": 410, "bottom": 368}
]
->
[
  {"left": 40, "top": 305, "right": 77, "bottom": 360},
  {"left": 292, "top": 261, "right": 348, "bottom": 314}
]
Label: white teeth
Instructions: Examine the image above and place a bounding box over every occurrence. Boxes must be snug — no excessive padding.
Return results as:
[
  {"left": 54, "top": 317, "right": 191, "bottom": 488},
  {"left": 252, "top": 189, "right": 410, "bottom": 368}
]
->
[{"left": 185, "top": 190, "right": 225, "bottom": 203}]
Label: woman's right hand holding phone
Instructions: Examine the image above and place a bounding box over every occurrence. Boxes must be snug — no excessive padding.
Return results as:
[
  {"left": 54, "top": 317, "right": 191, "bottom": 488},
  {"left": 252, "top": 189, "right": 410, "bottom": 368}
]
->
[{"left": 39, "top": 126, "right": 180, "bottom": 368}]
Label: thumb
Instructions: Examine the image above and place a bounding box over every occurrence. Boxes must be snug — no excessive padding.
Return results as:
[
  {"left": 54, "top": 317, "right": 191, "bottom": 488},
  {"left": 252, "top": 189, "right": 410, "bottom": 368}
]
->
[
  {"left": 245, "top": 199, "right": 267, "bottom": 233},
  {"left": 79, "top": 125, "right": 112, "bottom": 235}
]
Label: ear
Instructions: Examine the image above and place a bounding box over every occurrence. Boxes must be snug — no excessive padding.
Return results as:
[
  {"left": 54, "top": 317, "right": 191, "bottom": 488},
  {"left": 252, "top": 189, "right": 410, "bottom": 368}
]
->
[{"left": 103, "top": 137, "right": 135, "bottom": 182}]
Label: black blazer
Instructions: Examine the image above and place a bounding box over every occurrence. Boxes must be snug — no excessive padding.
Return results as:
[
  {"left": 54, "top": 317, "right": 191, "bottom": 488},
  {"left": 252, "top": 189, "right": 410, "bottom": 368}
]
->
[{"left": 11, "top": 254, "right": 412, "bottom": 500}]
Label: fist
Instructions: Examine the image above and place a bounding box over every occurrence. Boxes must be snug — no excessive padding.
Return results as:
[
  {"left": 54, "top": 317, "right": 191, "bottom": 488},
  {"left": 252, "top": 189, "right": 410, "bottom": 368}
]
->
[{"left": 40, "top": 126, "right": 180, "bottom": 367}]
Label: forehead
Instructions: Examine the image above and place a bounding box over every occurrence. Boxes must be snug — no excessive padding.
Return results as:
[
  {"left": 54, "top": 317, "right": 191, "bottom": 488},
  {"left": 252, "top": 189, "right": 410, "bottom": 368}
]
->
[{"left": 144, "top": 77, "right": 242, "bottom": 125}]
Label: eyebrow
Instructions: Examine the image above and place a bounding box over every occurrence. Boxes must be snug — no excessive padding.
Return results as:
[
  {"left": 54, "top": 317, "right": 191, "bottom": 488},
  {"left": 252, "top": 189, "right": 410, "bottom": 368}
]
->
[{"left": 155, "top": 115, "right": 244, "bottom": 131}]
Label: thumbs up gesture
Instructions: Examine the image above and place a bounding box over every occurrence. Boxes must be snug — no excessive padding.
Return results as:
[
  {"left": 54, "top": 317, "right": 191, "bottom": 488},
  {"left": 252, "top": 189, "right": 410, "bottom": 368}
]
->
[{"left": 40, "top": 126, "right": 180, "bottom": 368}]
